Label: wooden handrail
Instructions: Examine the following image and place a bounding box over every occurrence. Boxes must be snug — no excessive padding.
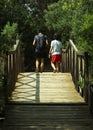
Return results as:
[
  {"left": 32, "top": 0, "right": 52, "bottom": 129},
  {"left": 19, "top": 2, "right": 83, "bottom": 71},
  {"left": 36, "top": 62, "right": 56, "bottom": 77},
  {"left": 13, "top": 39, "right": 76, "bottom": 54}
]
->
[
  {"left": 4, "top": 40, "right": 24, "bottom": 102},
  {"left": 69, "top": 39, "right": 78, "bottom": 52},
  {"left": 62, "top": 39, "right": 89, "bottom": 102}
]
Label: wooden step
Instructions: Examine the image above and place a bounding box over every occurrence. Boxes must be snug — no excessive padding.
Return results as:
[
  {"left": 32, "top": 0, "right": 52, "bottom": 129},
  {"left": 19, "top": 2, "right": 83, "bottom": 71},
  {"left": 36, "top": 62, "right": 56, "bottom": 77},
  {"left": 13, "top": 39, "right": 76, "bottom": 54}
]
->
[{"left": 2, "top": 104, "right": 93, "bottom": 130}]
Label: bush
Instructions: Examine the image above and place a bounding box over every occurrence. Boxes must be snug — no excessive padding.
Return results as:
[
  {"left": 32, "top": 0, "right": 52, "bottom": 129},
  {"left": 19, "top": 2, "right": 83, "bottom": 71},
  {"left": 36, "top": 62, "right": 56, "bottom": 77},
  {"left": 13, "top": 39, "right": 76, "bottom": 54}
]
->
[{"left": 0, "top": 22, "right": 18, "bottom": 55}]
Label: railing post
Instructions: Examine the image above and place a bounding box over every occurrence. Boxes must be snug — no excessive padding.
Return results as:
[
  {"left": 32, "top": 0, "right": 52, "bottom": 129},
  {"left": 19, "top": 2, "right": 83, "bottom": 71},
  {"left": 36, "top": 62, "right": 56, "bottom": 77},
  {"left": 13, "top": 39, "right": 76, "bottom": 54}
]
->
[
  {"left": 84, "top": 52, "right": 89, "bottom": 102},
  {"left": 62, "top": 40, "right": 90, "bottom": 103},
  {"left": 2, "top": 40, "right": 24, "bottom": 103},
  {"left": 3, "top": 53, "right": 8, "bottom": 103},
  {"left": 76, "top": 54, "right": 79, "bottom": 91},
  {"left": 88, "top": 84, "right": 93, "bottom": 117}
]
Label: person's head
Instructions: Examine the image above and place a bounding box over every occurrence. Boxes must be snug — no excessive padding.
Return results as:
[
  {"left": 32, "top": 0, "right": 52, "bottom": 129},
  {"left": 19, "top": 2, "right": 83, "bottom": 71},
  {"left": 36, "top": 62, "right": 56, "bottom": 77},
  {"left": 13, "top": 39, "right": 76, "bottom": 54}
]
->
[
  {"left": 53, "top": 33, "right": 61, "bottom": 40},
  {"left": 53, "top": 33, "right": 58, "bottom": 40},
  {"left": 37, "top": 29, "right": 43, "bottom": 34}
]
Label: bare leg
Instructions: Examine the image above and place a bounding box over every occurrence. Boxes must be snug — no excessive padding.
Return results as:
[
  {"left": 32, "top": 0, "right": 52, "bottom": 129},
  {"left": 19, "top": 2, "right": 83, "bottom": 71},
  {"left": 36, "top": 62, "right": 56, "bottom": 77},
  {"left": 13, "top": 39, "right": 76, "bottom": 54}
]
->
[
  {"left": 51, "top": 61, "right": 56, "bottom": 72},
  {"left": 36, "top": 58, "right": 39, "bottom": 72},
  {"left": 56, "top": 62, "right": 60, "bottom": 72},
  {"left": 40, "top": 58, "right": 44, "bottom": 72}
]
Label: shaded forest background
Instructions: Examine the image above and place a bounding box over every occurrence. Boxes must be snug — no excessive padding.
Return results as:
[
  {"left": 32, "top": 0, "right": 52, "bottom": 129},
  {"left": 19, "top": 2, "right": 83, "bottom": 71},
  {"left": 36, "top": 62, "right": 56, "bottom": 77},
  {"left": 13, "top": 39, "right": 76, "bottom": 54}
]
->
[{"left": 0, "top": 0, "right": 93, "bottom": 77}]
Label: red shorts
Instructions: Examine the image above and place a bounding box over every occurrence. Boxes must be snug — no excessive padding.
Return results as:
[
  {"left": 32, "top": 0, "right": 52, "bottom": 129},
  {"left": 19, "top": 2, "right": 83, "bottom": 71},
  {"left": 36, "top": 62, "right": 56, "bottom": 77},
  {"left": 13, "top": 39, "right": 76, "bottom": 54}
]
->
[{"left": 51, "top": 54, "right": 61, "bottom": 63}]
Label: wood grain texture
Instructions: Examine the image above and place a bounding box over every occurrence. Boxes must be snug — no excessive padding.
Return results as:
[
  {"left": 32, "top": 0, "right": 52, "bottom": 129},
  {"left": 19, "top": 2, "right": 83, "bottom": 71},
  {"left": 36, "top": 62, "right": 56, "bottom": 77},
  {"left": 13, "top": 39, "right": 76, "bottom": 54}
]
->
[
  {"left": 3, "top": 104, "right": 93, "bottom": 130},
  {"left": 10, "top": 72, "right": 84, "bottom": 103}
]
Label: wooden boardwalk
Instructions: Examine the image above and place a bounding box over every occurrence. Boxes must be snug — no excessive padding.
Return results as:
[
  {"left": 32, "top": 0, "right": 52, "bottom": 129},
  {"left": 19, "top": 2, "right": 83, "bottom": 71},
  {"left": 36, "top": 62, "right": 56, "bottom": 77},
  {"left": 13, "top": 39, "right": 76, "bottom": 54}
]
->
[
  {"left": 2, "top": 72, "right": 93, "bottom": 130},
  {"left": 10, "top": 72, "right": 84, "bottom": 103}
]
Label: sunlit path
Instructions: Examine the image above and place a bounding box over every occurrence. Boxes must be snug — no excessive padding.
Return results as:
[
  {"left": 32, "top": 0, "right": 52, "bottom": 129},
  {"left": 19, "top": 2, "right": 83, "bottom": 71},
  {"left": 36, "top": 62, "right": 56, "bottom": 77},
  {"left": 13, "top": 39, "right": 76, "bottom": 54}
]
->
[{"left": 10, "top": 72, "right": 85, "bottom": 103}]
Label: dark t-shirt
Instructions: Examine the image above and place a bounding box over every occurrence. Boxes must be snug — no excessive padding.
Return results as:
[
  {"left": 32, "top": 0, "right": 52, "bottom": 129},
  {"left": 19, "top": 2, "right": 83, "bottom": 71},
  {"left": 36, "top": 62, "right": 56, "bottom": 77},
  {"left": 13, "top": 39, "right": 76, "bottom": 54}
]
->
[{"left": 34, "top": 34, "right": 47, "bottom": 58}]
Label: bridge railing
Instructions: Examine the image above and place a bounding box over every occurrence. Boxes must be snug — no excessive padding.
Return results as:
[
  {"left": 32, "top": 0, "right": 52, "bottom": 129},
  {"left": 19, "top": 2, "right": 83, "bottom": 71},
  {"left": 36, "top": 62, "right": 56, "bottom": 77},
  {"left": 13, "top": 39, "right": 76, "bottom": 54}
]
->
[
  {"left": 4, "top": 39, "right": 24, "bottom": 102},
  {"left": 62, "top": 39, "right": 89, "bottom": 102}
]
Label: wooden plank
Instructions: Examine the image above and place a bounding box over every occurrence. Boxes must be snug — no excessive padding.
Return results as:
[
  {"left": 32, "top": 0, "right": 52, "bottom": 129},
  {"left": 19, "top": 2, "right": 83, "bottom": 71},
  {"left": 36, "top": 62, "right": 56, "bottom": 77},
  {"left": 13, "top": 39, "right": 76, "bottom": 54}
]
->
[
  {"left": 3, "top": 104, "right": 93, "bottom": 130},
  {"left": 10, "top": 72, "right": 85, "bottom": 103}
]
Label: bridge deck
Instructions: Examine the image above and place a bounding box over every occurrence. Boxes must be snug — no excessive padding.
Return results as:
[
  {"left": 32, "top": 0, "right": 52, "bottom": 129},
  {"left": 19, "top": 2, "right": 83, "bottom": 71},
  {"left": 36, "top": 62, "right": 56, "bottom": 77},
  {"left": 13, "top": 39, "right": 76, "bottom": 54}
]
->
[
  {"left": 10, "top": 72, "right": 85, "bottom": 103},
  {"left": 3, "top": 72, "right": 93, "bottom": 130}
]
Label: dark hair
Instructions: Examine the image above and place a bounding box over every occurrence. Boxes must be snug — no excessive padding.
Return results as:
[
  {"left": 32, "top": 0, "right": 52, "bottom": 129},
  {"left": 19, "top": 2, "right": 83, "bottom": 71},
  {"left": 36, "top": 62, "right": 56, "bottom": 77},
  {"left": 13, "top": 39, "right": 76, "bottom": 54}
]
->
[
  {"left": 37, "top": 29, "right": 43, "bottom": 33},
  {"left": 53, "top": 33, "right": 58, "bottom": 40},
  {"left": 53, "top": 33, "right": 61, "bottom": 40}
]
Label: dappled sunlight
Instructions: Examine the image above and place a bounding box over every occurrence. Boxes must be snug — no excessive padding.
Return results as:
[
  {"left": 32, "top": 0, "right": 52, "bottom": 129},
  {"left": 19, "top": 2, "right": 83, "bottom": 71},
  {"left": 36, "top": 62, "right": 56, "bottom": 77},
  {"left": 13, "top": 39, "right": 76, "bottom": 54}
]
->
[
  {"left": 10, "top": 72, "right": 85, "bottom": 103},
  {"left": 10, "top": 72, "right": 40, "bottom": 103}
]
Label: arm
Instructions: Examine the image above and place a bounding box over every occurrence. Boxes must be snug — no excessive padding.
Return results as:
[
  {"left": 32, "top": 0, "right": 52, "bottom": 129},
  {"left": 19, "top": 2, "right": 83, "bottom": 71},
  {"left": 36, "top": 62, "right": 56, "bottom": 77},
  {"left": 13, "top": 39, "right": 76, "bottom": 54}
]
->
[
  {"left": 33, "top": 39, "right": 36, "bottom": 46},
  {"left": 48, "top": 45, "right": 53, "bottom": 58},
  {"left": 60, "top": 48, "right": 62, "bottom": 53},
  {"left": 49, "top": 41, "right": 53, "bottom": 54},
  {"left": 46, "top": 39, "right": 49, "bottom": 46},
  {"left": 49, "top": 47, "right": 52, "bottom": 54},
  {"left": 60, "top": 42, "right": 62, "bottom": 53},
  {"left": 48, "top": 47, "right": 52, "bottom": 58},
  {"left": 33, "top": 35, "right": 37, "bottom": 46},
  {"left": 44, "top": 35, "right": 48, "bottom": 46}
]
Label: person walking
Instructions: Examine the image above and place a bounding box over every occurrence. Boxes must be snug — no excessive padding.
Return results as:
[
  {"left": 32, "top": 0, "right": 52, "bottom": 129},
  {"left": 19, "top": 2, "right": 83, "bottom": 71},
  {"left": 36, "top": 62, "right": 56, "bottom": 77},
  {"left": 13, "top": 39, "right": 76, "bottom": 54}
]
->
[
  {"left": 33, "top": 30, "right": 48, "bottom": 73},
  {"left": 49, "top": 33, "right": 62, "bottom": 73}
]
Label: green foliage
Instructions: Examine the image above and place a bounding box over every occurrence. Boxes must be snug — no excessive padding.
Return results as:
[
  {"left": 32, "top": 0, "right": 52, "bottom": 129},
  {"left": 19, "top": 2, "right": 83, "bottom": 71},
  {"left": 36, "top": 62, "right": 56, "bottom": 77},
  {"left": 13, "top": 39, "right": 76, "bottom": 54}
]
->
[
  {"left": 77, "top": 71, "right": 84, "bottom": 89},
  {"left": 44, "top": 0, "right": 71, "bottom": 31},
  {"left": 44, "top": 0, "right": 93, "bottom": 77},
  {"left": 44, "top": 0, "right": 84, "bottom": 44},
  {"left": 77, "top": 37, "right": 88, "bottom": 51},
  {"left": 1, "top": 22, "right": 17, "bottom": 39},
  {"left": 0, "top": 22, "right": 18, "bottom": 54},
  {"left": 0, "top": 0, "right": 93, "bottom": 74},
  {"left": 82, "top": 14, "right": 93, "bottom": 30},
  {"left": 0, "top": 57, "right": 4, "bottom": 88}
]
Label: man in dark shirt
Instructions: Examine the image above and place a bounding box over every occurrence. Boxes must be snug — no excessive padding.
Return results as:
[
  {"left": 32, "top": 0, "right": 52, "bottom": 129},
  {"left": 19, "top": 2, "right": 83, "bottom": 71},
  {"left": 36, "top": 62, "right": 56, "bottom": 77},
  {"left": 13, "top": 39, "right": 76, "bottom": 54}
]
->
[{"left": 33, "top": 30, "right": 48, "bottom": 73}]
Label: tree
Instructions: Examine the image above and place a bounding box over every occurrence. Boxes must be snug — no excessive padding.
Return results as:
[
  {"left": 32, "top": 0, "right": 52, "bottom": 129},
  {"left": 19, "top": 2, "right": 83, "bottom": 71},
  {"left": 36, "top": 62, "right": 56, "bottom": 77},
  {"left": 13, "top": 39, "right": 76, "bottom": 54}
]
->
[{"left": 44, "top": 0, "right": 93, "bottom": 76}]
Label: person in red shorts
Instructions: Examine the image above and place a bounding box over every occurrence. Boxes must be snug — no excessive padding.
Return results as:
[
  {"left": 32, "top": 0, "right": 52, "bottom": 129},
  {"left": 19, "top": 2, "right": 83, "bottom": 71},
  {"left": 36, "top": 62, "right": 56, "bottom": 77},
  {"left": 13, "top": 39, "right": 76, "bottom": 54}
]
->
[{"left": 49, "top": 33, "right": 62, "bottom": 73}]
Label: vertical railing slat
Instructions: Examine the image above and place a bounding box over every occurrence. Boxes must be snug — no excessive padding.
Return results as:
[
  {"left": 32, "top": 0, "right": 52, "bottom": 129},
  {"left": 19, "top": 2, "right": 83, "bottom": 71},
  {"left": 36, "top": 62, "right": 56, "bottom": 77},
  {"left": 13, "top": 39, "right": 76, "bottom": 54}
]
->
[
  {"left": 4, "top": 40, "right": 24, "bottom": 103},
  {"left": 62, "top": 39, "right": 89, "bottom": 102}
]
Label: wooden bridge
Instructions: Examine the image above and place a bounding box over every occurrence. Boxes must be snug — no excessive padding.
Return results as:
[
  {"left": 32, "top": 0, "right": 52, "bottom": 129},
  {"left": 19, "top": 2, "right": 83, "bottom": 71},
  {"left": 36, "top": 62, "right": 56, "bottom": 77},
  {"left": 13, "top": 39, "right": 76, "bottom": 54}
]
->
[{"left": 0, "top": 39, "right": 93, "bottom": 129}]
